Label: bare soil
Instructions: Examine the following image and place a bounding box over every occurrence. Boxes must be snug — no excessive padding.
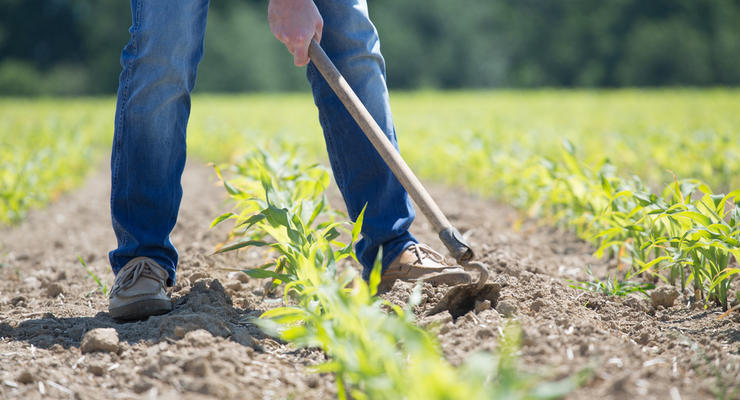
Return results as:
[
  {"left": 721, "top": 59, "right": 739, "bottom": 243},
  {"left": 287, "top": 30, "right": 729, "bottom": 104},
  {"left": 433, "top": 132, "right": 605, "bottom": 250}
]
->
[{"left": 0, "top": 161, "right": 738, "bottom": 400}]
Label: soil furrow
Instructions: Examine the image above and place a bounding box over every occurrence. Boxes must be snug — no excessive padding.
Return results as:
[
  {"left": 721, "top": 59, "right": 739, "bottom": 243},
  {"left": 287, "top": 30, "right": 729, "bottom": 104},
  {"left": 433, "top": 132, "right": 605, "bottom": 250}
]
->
[{"left": 0, "top": 162, "right": 737, "bottom": 399}]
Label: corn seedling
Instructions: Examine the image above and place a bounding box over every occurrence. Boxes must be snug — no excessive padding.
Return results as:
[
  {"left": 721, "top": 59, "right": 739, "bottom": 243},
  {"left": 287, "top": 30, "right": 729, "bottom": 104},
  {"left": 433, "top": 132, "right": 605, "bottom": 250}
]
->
[
  {"left": 78, "top": 256, "right": 108, "bottom": 297},
  {"left": 213, "top": 147, "right": 580, "bottom": 400},
  {"left": 0, "top": 99, "right": 111, "bottom": 225},
  {"left": 569, "top": 267, "right": 655, "bottom": 297}
]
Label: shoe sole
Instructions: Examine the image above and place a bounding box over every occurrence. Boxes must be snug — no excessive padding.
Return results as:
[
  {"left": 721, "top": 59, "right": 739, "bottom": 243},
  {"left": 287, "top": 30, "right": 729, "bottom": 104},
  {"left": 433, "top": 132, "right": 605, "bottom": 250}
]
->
[{"left": 109, "top": 298, "right": 173, "bottom": 321}]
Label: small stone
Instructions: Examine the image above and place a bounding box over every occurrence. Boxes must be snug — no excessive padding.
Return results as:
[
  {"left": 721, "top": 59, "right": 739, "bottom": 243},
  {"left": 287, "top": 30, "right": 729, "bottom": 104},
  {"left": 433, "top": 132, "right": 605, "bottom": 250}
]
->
[
  {"left": 496, "top": 299, "right": 518, "bottom": 317},
  {"left": 226, "top": 282, "right": 243, "bottom": 291},
  {"left": 650, "top": 286, "right": 679, "bottom": 308},
  {"left": 80, "top": 328, "right": 120, "bottom": 353},
  {"left": 474, "top": 300, "right": 492, "bottom": 313},
  {"left": 17, "top": 371, "right": 34, "bottom": 384},
  {"left": 45, "top": 283, "right": 64, "bottom": 298}
]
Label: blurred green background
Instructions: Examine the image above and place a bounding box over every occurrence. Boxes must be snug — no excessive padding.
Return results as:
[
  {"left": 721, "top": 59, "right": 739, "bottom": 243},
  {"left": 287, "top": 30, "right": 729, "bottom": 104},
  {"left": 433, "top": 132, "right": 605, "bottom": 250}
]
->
[{"left": 2, "top": 0, "right": 739, "bottom": 96}]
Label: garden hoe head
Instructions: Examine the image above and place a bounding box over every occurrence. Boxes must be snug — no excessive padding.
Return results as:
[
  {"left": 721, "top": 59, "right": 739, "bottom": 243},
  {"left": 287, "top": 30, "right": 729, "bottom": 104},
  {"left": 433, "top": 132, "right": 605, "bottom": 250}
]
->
[{"left": 307, "top": 39, "right": 496, "bottom": 315}]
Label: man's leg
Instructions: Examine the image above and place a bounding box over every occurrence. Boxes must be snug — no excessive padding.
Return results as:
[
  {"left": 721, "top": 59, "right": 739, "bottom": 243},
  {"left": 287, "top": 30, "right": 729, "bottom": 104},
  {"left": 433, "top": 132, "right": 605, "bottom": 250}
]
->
[
  {"left": 307, "top": 0, "right": 417, "bottom": 279},
  {"left": 110, "top": 0, "right": 210, "bottom": 287}
]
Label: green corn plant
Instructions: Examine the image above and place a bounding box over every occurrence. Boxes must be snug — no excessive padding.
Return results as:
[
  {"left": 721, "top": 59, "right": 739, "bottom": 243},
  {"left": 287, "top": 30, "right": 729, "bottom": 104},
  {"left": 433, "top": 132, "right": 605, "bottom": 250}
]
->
[
  {"left": 213, "top": 147, "right": 581, "bottom": 400},
  {"left": 78, "top": 256, "right": 108, "bottom": 296},
  {"left": 0, "top": 100, "right": 111, "bottom": 225},
  {"left": 474, "top": 140, "right": 739, "bottom": 310},
  {"left": 569, "top": 267, "right": 655, "bottom": 297}
]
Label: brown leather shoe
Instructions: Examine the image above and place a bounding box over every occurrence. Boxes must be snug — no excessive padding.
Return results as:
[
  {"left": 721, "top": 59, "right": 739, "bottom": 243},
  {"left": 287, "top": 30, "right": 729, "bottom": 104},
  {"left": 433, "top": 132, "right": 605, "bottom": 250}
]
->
[
  {"left": 108, "top": 257, "right": 172, "bottom": 320},
  {"left": 380, "top": 243, "right": 471, "bottom": 290}
]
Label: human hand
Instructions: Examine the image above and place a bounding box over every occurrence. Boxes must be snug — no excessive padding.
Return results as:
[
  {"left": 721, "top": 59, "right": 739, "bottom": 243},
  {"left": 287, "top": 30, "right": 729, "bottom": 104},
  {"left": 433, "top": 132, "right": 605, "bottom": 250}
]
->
[{"left": 268, "top": 0, "right": 323, "bottom": 66}]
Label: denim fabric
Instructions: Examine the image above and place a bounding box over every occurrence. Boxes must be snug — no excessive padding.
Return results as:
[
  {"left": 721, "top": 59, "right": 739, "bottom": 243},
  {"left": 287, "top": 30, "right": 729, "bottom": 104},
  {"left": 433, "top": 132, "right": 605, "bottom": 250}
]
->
[{"left": 110, "top": 0, "right": 417, "bottom": 284}]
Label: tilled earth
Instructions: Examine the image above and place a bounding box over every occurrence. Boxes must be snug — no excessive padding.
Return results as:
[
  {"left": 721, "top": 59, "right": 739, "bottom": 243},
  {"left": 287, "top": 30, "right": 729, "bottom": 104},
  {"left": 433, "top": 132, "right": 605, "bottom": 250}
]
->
[{"left": 0, "top": 161, "right": 738, "bottom": 400}]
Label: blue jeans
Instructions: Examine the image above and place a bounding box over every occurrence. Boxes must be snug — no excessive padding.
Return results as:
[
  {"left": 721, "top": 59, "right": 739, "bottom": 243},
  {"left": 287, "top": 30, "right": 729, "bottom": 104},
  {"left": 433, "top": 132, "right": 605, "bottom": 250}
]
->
[{"left": 109, "top": 0, "right": 417, "bottom": 283}]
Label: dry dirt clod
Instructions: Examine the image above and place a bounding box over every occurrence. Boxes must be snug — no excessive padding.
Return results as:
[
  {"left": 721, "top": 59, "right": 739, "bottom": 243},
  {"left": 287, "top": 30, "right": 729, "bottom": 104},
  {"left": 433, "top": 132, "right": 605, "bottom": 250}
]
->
[
  {"left": 651, "top": 286, "right": 679, "bottom": 308},
  {"left": 184, "top": 357, "right": 212, "bottom": 377},
  {"left": 10, "top": 296, "right": 27, "bottom": 306},
  {"left": 228, "top": 271, "right": 249, "bottom": 283},
  {"left": 133, "top": 380, "right": 154, "bottom": 394},
  {"left": 184, "top": 329, "right": 214, "bottom": 347},
  {"left": 87, "top": 364, "right": 106, "bottom": 376},
  {"left": 495, "top": 299, "right": 518, "bottom": 317},
  {"left": 476, "top": 328, "right": 495, "bottom": 339},
  {"left": 420, "top": 311, "right": 453, "bottom": 329},
  {"left": 45, "top": 282, "right": 64, "bottom": 298},
  {"left": 80, "top": 328, "right": 120, "bottom": 354},
  {"left": 474, "top": 299, "right": 492, "bottom": 312},
  {"left": 189, "top": 272, "right": 209, "bottom": 283}
]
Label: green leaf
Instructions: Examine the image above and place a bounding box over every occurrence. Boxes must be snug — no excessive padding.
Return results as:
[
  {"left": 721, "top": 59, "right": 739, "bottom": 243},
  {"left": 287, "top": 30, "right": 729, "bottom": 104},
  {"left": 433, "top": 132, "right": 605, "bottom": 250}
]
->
[
  {"left": 261, "top": 306, "right": 306, "bottom": 320},
  {"left": 210, "top": 212, "right": 235, "bottom": 228},
  {"left": 215, "top": 239, "right": 270, "bottom": 253},
  {"left": 223, "top": 179, "right": 243, "bottom": 196},
  {"left": 369, "top": 248, "right": 383, "bottom": 296},
  {"left": 353, "top": 204, "right": 367, "bottom": 244},
  {"left": 242, "top": 268, "right": 292, "bottom": 281},
  {"left": 263, "top": 205, "right": 291, "bottom": 228},
  {"left": 323, "top": 226, "right": 340, "bottom": 242}
]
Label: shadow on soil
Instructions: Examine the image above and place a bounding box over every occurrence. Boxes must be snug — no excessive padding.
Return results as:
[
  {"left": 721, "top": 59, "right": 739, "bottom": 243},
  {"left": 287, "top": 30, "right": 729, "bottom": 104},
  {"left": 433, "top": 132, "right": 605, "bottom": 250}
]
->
[{"left": 0, "top": 279, "right": 264, "bottom": 351}]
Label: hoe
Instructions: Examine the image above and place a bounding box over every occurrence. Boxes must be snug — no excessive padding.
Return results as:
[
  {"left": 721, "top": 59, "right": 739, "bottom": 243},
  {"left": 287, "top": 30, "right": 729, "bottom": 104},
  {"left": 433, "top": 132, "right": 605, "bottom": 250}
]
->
[{"left": 308, "top": 39, "right": 498, "bottom": 315}]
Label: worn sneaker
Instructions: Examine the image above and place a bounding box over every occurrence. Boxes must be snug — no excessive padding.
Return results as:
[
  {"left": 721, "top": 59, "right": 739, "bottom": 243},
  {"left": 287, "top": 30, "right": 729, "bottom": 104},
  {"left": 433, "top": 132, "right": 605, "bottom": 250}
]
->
[
  {"left": 379, "top": 243, "right": 472, "bottom": 290},
  {"left": 108, "top": 257, "right": 173, "bottom": 320}
]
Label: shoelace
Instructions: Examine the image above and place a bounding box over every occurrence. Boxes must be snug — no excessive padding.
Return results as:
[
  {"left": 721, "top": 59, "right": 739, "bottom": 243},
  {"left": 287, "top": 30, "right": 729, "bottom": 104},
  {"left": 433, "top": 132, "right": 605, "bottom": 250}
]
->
[
  {"left": 110, "top": 257, "right": 164, "bottom": 297},
  {"left": 408, "top": 243, "right": 446, "bottom": 265}
]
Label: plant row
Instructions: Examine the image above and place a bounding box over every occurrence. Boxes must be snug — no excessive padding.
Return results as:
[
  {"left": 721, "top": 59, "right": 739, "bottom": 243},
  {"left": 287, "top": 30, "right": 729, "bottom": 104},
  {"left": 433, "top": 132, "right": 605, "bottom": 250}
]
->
[
  {"left": 407, "top": 135, "right": 739, "bottom": 310},
  {"left": 0, "top": 99, "right": 111, "bottom": 225},
  {"left": 211, "top": 147, "right": 578, "bottom": 399}
]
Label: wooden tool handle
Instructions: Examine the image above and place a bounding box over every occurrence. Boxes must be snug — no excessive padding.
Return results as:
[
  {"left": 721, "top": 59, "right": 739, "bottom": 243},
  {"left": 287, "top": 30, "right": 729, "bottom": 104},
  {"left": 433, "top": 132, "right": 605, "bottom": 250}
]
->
[{"left": 307, "top": 40, "right": 454, "bottom": 235}]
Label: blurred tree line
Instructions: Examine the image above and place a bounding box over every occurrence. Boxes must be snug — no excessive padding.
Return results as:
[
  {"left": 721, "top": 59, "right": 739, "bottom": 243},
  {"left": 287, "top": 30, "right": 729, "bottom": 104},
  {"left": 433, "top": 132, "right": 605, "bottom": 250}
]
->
[{"left": 1, "top": 0, "right": 739, "bottom": 95}]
